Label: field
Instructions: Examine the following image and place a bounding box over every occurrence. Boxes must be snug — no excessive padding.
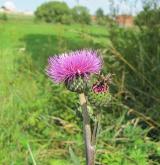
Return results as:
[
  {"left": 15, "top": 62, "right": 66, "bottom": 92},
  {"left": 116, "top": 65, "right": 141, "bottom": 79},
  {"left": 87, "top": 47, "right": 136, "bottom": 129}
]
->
[
  {"left": 0, "top": 19, "right": 109, "bottom": 164},
  {"left": 0, "top": 17, "right": 160, "bottom": 165}
]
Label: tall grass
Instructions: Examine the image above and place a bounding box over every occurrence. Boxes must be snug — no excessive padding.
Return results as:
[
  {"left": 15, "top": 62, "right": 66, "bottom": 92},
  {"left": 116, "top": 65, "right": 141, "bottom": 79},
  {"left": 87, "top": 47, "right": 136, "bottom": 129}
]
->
[
  {"left": 107, "top": 26, "right": 160, "bottom": 124},
  {"left": 0, "top": 48, "right": 78, "bottom": 164}
]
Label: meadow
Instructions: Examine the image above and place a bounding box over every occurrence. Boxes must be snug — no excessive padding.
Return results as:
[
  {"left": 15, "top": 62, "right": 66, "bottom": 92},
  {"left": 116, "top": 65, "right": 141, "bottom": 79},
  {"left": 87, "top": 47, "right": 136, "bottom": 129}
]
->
[
  {"left": 0, "top": 18, "right": 108, "bottom": 164},
  {"left": 0, "top": 16, "right": 160, "bottom": 165}
]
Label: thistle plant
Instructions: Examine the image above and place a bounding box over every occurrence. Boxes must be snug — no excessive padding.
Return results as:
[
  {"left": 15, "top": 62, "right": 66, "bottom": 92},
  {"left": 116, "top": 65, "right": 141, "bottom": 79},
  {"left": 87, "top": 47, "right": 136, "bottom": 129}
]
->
[{"left": 46, "top": 50, "right": 112, "bottom": 165}]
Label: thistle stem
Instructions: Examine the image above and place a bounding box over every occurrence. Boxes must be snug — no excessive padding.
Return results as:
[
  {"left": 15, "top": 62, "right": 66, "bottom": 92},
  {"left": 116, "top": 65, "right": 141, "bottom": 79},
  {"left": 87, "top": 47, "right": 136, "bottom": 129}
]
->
[{"left": 79, "top": 93, "right": 95, "bottom": 165}]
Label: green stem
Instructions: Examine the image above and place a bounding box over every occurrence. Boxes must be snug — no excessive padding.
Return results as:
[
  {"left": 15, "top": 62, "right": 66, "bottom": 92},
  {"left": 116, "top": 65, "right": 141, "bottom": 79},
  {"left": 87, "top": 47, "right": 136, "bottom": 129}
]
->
[{"left": 79, "top": 93, "right": 95, "bottom": 165}]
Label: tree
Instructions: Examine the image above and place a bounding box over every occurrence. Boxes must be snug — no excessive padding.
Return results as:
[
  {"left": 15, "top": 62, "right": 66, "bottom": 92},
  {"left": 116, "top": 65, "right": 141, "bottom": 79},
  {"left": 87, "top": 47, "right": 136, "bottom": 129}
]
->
[
  {"left": 72, "top": 6, "right": 91, "bottom": 24},
  {"left": 96, "top": 8, "right": 104, "bottom": 18},
  {"left": 135, "top": 6, "right": 160, "bottom": 28},
  {"left": 95, "top": 8, "right": 107, "bottom": 25},
  {"left": 34, "top": 1, "right": 72, "bottom": 24}
]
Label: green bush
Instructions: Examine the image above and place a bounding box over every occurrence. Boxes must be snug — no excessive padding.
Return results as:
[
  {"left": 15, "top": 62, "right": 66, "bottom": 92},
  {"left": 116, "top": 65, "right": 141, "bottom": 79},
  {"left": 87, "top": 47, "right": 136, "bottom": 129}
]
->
[
  {"left": 61, "top": 14, "right": 73, "bottom": 24},
  {"left": 34, "top": 1, "right": 72, "bottom": 24},
  {"left": 135, "top": 6, "right": 160, "bottom": 28},
  {"left": 34, "top": 2, "right": 92, "bottom": 25},
  {"left": 72, "top": 6, "right": 91, "bottom": 24},
  {"left": 0, "top": 13, "right": 8, "bottom": 21}
]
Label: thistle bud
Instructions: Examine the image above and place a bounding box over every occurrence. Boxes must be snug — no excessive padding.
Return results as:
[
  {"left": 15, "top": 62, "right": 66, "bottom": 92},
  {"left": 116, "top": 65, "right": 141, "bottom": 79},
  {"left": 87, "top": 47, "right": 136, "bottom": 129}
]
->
[{"left": 87, "top": 74, "right": 113, "bottom": 107}]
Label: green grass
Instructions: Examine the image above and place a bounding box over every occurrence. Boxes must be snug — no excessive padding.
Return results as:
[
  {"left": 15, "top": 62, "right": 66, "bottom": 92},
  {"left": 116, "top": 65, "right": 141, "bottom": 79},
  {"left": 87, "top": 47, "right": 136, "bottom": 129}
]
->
[
  {"left": 0, "top": 18, "right": 109, "bottom": 164},
  {"left": 0, "top": 19, "right": 109, "bottom": 69}
]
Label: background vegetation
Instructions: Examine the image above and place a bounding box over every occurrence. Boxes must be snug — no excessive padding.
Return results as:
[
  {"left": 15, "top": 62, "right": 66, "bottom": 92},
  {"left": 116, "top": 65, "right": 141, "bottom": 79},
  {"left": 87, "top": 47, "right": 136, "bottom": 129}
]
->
[
  {"left": 0, "top": 1, "right": 160, "bottom": 165},
  {"left": 34, "top": 1, "right": 91, "bottom": 24}
]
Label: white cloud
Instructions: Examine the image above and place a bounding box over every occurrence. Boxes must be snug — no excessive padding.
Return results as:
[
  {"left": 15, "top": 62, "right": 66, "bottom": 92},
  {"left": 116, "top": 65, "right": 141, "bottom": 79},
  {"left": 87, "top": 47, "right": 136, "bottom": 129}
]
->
[{"left": 3, "top": 0, "right": 16, "bottom": 11}]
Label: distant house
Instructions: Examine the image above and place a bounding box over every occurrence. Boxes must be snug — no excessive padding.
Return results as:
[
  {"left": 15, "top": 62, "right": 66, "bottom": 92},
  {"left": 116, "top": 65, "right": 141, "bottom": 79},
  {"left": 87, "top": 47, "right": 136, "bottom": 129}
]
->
[
  {"left": 0, "top": 1, "right": 16, "bottom": 13},
  {"left": 0, "top": 6, "right": 15, "bottom": 13},
  {"left": 91, "top": 15, "right": 97, "bottom": 22},
  {"left": 116, "top": 15, "right": 134, "bottom": 27},
  {"left": 0, "top": 4, "right": 33, "bottom": 16}
]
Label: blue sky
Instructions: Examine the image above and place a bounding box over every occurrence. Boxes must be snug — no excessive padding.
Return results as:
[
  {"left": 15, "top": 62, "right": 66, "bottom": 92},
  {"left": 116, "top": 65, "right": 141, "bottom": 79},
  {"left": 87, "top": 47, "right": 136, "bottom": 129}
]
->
[{"left": 0, "top": 0, "right": 143, "bottom": 14}]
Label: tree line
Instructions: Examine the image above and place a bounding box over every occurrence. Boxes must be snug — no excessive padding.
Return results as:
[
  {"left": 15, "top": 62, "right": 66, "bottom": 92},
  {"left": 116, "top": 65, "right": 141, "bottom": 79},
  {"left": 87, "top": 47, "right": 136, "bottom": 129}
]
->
[{"left": 34, "top": 1, "right": 111, "bottom": 25}]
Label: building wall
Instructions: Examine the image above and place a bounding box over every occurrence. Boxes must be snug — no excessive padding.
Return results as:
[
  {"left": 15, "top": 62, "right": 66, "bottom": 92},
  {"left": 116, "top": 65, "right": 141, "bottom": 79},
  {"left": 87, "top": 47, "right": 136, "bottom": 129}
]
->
[{"left": 116, "top": 15, "right": 134, "bottom": 27}]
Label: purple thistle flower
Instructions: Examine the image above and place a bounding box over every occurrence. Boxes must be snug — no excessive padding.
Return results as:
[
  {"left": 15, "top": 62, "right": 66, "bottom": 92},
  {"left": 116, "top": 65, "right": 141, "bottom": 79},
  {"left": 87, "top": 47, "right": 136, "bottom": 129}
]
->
[{"left": 46, "top": 50, "right": 102, "bottom": 83}]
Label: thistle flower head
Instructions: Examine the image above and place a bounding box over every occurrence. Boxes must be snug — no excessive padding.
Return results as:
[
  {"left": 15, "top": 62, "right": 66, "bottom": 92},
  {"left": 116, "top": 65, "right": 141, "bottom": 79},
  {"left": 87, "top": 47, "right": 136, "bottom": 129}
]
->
[{"left": 46, "top": 50, "right": 102, "bottom": 83}]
